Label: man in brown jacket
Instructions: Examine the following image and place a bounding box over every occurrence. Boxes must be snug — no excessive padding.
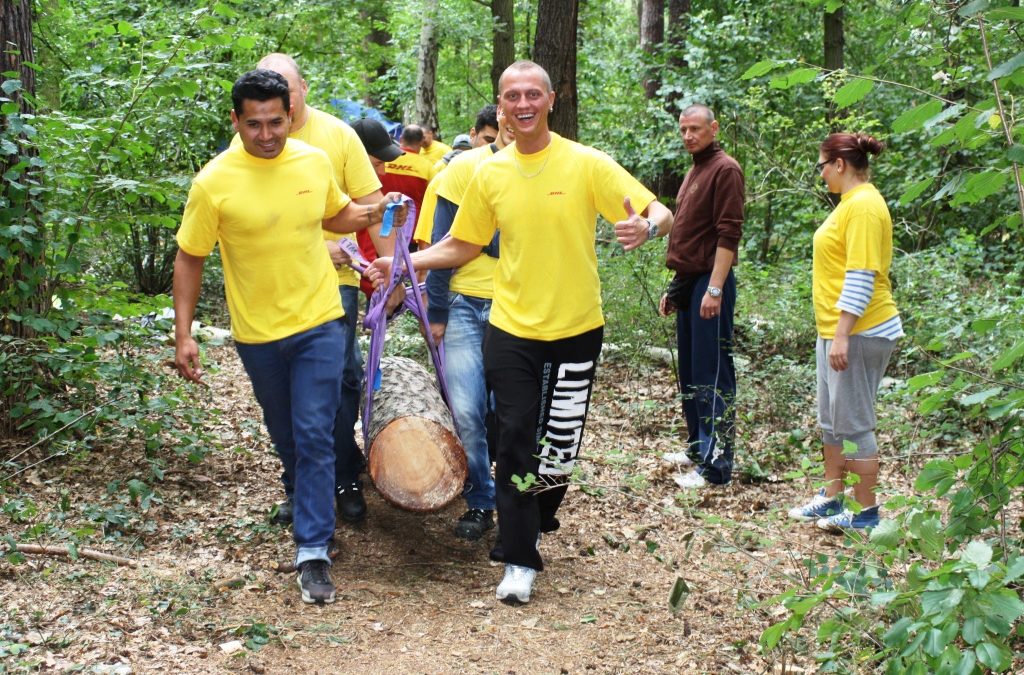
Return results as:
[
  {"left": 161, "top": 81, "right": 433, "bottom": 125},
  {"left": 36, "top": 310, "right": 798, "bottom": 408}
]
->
[{"left": 658, "top": 104, "right": 744, "bottom": 488}]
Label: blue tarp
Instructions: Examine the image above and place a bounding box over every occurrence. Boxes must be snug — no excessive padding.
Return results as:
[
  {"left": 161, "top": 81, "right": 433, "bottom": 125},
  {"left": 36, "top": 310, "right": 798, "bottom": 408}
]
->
[{"left": 328, "top": 99, "right": 402, "bottom": 139}]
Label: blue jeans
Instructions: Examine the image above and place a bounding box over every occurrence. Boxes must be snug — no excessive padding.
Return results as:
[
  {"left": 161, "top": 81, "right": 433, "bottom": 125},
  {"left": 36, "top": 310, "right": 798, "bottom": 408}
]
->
[
  {"left": 333, "top": 285, "right": 365, "bottom": 486},
  {"left": 676, "top": 271, "right": 736, "bottom": 484},
  {"left": 236, "top": 319, "right": 344, "bottom": 565},
  {"left": 444, "top": 293, "right": 496, "bottom": 511}
]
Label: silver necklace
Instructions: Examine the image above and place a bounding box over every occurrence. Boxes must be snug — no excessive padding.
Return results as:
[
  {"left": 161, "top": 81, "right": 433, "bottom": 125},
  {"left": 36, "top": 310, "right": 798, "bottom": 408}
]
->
[{"left": 513, "top": 147, "right": 551, "bottom": 179}]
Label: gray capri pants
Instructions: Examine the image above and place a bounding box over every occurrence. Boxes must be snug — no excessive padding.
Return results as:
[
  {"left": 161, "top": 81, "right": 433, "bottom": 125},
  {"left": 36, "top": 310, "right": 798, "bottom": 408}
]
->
[{"left": 816, "top": 334, "right": 897, "bottom": 459}]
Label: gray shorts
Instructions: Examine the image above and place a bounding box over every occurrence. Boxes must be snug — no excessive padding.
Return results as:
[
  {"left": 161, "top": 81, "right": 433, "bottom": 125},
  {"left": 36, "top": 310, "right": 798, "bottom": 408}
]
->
[{"left": 816, "top": 334, "right": 896, "bottom": 459}]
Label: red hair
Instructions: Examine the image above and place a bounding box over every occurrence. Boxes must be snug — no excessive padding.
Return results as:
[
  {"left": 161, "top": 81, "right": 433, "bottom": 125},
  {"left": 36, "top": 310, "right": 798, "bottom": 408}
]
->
[{"left": 820, "top": 133, "right": 884, "bottom": 174}]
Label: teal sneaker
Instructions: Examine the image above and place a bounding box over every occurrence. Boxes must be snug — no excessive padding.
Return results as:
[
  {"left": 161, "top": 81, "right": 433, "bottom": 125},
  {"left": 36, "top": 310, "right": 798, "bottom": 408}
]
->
[
  {"left": 816, "top": 506, "right": 880, "bottom": 532},
  {"left": 788, "top": 489, "right": 844, "bottom": 522}
]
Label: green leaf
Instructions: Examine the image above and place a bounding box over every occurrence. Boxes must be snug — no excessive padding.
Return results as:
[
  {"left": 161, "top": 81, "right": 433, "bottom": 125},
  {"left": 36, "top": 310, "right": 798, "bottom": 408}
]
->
[
  {"left": 962, "top": 540, "right": 993, "bottom": 568},
  {"left": 991, "top": 339, "right": 1024, "bottom": 371},
  {"left": 908, "top": 370, "right": 943, "bottom": 392},
  {"left": 978, "top": 589, "right": 1024, "bottom": 624},
  {"left": 833, "top": 78, "right": 873, "bottom": 108},
  {"left": 958, "top": 0, "right": 993, "bottom": 18},
  {"left": 899, "top": 176, "right": 935, "bottom": 206},
  {"left": 668, "top": 577, "right": 690, "bottom": 613},
  {"left": 988, "top": 52, "right": 1024, "bottom": 81},
  {"left": 954, "top": 649, "right": 977, "bottom": 675},
  {"left": 841, "top": 439, "right": 860, "bottom": 456},
  {"left": 760, "top": 619, "right": 789, "bottom": 651},
  {"left": 987, "top": 8, "right": 1024, "bottom": 20},
  {"left": 975, "top": 642, "right": 1011, "bottom": 671},
  {"left": 962, "top": 617, "right": 986, "bottom": 645},
  {"left": 922, "top": 627, "right": 949, "bottom": 657},
  {"left": 741, "top": 60, "right": 782, "bottom": 80},
  {"left": 769, "top": 68, "right": 819, "bottom": 90},
  {"left": 236, "top": 35, "right": 257, "bottom": 50},
  {"left": 892, "top": 100, "right": 943, "bottom": 134},
  {"left": 959, "top": 387, "right": 1002, "bottom": 406},
  {"left": 1, "top": 79, "right": 22, "bottom": 95},
  {"left": 870, "top": 519, "right": 901, "bottom": 549},
  {"left": 971, "top": 318, "right": 998, "bottom": 334},
  {"left": 950, "top": 170, "right": 1009, "bottom": 206},
  {"left": 1007, "top": 144, "right": 1024, "bottom": 164},
  {"left": 824, "top": 0, "right": 843, "bottom": 12},
  {"left": 213, "top": 2, "right": 239, "bottom": 18},
  {"left": 1002, "top": 555, "right": 1024, "bottom": 583},
  {"left": 883, "top": 617, "right": 914, "bottom": 647}
]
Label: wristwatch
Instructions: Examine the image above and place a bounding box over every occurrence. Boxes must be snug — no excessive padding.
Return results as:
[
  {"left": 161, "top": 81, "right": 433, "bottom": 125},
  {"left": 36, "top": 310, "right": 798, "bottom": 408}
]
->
[
  {"left": 706, "top": 285, "right": 722, "bottom": 298},
  {"left": 646, "top": 218, "right": 658, "bottom": 242}
]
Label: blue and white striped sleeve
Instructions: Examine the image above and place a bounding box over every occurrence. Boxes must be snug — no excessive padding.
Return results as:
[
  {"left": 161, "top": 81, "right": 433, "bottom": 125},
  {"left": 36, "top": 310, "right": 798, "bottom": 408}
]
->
[{"left": 836, "top": 269, "right": 875, "bottom": 316}]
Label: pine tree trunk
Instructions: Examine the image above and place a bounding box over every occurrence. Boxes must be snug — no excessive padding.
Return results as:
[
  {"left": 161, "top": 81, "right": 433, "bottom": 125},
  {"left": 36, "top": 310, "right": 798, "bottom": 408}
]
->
[
  {"left": 415, "top": 0, "right": 439, "bottom": 129},
  {"left": 365, "top": 357, "right": 467, "bottom": 512},
  {"left": 490, "top": 0, "right": 515, "bottom": 100},
  {"left": 640, "top": 0, "right": 664, "bottom": 99},
  {"left": 533, "top": 0, "right": 578, "bottom": 140}
]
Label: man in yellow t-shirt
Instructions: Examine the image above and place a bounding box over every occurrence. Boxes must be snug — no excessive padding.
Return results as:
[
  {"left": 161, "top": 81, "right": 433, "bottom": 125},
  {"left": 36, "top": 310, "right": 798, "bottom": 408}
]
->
[
  {"left": 253, "top": 53, "right": 393, "bottom": 527},
  {"left": 420, "top": 123, "right": 452, "bottom": 164},
  {"left": 368, "top": 61, "right": 673, "bottom": 604},
  {"left": 418, "top": 104, "right": 506, "bottom": 542},
  {"left": 173, "top": 69, "right": 403, "bottom": 605},
  {"left": 414, "top": 105, "right": 500, "bottom": 252}
]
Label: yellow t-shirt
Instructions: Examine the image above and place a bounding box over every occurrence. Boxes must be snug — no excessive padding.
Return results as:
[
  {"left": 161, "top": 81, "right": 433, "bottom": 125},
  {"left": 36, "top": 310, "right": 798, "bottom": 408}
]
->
[
  {"left": 414, "top": 175, "right": 442, "bottom": 249},
  {"left": 420, "top": 140, "right": 452, "bottom": 164},
  {"left": 177, "top": 140, "right": 349, "bottom": 344},
  {"left": 434, "top": 144, "right": 503, "bottom": 299},
  {"left": 231, "top": 106, "right": 381, "bottom": 287},
  {"left": 812, "top": 182, "right": 898, "bottom": 338},
  {"left": 451, "top": 133, "right": 656, "bottom": 340}
]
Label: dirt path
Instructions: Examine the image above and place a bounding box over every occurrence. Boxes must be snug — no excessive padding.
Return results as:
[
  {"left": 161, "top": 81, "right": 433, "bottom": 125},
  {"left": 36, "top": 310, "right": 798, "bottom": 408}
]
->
[{"left": 1, "top": 344, "right": 854, "bottom": 674}]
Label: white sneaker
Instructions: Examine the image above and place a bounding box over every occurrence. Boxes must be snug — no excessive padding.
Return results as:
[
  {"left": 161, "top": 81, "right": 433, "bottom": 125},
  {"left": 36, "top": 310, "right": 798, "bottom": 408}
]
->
[
  {"left": 674, "top": 470, "right": 706, "bottom": 489},
  {"left": 496, "top": 564, "right": 537, "bottom": 604},
  {"left": 662, "top": 451, "right": 695, "bottom": 467}
]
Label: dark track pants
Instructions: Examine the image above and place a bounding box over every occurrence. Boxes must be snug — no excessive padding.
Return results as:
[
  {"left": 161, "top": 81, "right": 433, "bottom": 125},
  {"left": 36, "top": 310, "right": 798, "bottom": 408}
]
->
[
  {"left": 484, "top": 325, "right": 603, "bottom": 571},
  {"left": 676, "top": 271, "right": 736, "bottom": 484}
]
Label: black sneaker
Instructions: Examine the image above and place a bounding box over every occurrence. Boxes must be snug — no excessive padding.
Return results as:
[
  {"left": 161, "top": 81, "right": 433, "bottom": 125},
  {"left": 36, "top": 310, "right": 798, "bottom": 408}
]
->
[
  {"left": 454, "top": 508, "right": 495, "bottom": 541},
  {"left": 296, "top": 560, "right": 335, "bottom": 604},
  {"left": 271, "top": 500, "right": 293, "bottom": 526},
  {"left": 336, "top": 484, "right": 367, "bottom": 523}
]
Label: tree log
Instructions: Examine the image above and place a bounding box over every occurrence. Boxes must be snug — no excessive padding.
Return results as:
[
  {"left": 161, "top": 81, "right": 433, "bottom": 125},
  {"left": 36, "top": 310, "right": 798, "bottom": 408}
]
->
[{"left": 365, "top": 356, "right": 467, "bottom": 512}]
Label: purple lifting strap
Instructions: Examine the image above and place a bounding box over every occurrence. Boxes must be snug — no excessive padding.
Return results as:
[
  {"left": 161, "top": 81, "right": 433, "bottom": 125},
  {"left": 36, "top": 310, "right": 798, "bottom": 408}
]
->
[{"left": 360, "top": 196, "right": 456, "bottom": 450}]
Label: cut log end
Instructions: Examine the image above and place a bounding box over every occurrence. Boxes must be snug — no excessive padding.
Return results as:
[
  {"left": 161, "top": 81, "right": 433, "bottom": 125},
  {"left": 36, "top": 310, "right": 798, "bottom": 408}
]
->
[{"left": 368, "top": 415, "right": 467, "bottom": 512}]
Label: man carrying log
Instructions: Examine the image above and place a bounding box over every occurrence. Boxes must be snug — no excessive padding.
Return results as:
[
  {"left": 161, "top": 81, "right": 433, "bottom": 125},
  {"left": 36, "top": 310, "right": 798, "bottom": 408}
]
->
[
  {"left": 367, "top": 60, "right": 672, "bottom": 604},
  {"left": 173, "top": 69, "right": 405, "bottom": 605},
  {"left": 420, "top": 105, "right": 513, "bottom": 542},
  {"left": 245, "top": 53, "right": 397, "bottom": 527}
]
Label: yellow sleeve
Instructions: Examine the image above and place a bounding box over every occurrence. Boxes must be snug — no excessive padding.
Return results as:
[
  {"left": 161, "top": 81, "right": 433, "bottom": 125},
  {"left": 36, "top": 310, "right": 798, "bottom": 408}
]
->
[
  {"left": 176, "top": 181, "right": 218, "bottom": 257},
  {"left": 591, "top": 152, "right": 656, "bottom": 225},
  {"left": 449, "top": 169, "right": 496, "bottom": 246}
]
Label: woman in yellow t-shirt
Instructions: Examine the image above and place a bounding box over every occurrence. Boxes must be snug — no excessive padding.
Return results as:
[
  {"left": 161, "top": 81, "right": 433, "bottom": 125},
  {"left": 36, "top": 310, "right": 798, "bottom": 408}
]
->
[{"left": 788, "top": 132, "right": 903, "bottom": 533}]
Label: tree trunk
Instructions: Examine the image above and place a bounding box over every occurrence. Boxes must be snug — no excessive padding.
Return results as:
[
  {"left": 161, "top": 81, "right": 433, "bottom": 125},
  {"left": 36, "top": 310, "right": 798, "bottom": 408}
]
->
[
  {"left": 361, "top": 4, "right": 399, "bottom": 121},
  {"left": 533, "top": 0, "right": 579, "bottom": 140},
  {"left": 1, "top": 0, "right": 45, "bottom": 340},
  {"left": 824, "top": 6, "right": 844, "bottom": 129},
  {"left": 415, "top": 0, "right": 440, "bottom": 128},
  {"left": 640, "top": 0, "right": 664, "bottom": 99},
  {"left": 660, "top": 0, "right": 691, "bottom": 200},
  {"left": 490, "top": 0, "right": 515, "bottom": 100},
  {"left": 365, "top": 357, "right": 467, "bottom": 512}
]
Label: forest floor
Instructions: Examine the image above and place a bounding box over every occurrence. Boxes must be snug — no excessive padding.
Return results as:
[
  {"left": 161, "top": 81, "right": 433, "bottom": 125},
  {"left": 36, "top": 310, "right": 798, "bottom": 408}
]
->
[{"left": 1, "top": 342, "right": 909, "bottom": 674}]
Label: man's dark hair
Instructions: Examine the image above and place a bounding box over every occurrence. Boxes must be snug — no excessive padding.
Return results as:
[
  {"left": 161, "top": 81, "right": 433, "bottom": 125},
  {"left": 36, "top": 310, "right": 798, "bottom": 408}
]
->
[
  {"left": 474, "top": 104, "right": 498, "bottom": 133},
  {"left": 401, "top": 124, "right": 425, "bottom": 145},
  {"left": 231, "top": 69, "right": 290, "bottom": 117}
]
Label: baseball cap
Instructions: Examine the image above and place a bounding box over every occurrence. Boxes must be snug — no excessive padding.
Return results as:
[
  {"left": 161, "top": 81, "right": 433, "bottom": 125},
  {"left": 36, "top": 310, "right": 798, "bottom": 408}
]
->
[
  {"left": 452, "top": 134, "right": 472, "bottom": 150},
  {"left": 351, "top": 118, "right": 403, "bottom": 162}
]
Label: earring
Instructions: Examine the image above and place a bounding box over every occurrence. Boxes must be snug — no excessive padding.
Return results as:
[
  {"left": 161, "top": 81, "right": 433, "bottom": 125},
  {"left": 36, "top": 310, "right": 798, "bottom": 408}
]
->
[{"left": 549, "top": 107, "right": 554, "bottom": 112}]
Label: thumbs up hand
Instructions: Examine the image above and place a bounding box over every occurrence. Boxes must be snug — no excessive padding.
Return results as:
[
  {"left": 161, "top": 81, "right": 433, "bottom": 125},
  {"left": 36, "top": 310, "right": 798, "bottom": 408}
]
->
[{"left": 614, "top": 196, "right": 650, "bottom": 252}]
